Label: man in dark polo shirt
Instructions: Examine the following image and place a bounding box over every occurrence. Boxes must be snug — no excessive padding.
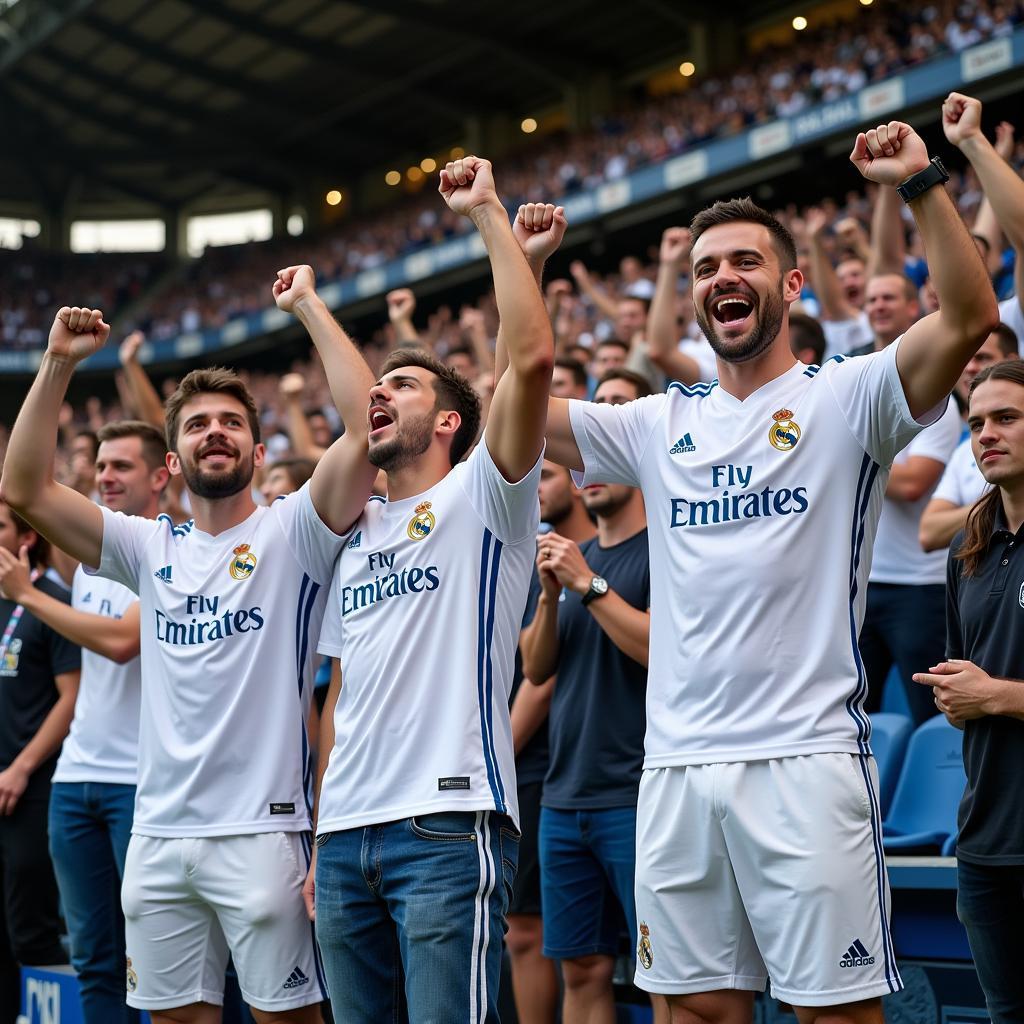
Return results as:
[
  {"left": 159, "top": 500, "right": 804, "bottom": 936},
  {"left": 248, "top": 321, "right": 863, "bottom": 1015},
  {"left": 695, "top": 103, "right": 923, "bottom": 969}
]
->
[
  {"left": 521, "top": 369, "right": 665, "bottom": 1024},
  {"left": 0, "top": 501, "right": 80, "bottom": 1023},
  {"left": 913, "top": 360, "right": 1024, "bottom": 1024}
]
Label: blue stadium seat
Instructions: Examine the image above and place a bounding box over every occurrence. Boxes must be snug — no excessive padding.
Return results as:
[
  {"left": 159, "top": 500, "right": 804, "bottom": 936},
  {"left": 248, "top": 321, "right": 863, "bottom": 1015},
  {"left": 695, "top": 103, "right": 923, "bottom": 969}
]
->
[
  {"left": 942, "top": 832, "right": 958, "bottom": 857},
  {"left": 882, "top": 716, "right": 965, "bottom": 853},
  {"left": 869, "top": 713, "right": 913, "bottom": 817}
]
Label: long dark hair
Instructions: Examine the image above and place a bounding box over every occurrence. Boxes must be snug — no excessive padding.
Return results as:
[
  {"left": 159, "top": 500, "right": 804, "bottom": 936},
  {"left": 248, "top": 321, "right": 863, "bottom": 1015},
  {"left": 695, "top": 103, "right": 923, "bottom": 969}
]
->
[{"left": 956, "top": 359, "right": 1024, "bottom": 576}]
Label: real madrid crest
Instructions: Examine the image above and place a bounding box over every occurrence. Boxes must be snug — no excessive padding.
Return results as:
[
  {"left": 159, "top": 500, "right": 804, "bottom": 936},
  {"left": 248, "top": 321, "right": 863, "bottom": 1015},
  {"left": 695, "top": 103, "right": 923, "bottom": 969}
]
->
[
  {"left": 229, "top": 543, "right": 258, "bottom": 580},
  {"left": 768, "top": 407, "right": 801, "bottom": 452},
  {"left": 638, "top": 921, "right": 654, "bottom": 969},
  {"left": 407, "top": 501, "right": 436, "bottom": 542},
  {"left": 126, "top": 957, "right": 138, "bottom": 993}
]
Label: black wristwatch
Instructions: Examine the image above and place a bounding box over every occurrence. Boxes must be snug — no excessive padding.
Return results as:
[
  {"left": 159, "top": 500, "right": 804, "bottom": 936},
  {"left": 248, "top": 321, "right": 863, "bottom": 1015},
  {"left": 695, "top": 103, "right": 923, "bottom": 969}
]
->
[
  {"left": 581, "top": 576, "right": 609, "bottom": 607},
  {"left": 896, "top": 156, "right": 950, "bottom": 204}
]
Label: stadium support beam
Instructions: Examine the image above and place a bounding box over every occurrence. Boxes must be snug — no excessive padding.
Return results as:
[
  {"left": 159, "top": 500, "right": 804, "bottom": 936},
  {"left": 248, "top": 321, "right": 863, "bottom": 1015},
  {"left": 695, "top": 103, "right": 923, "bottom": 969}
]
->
[{"left": 0, "top": 0, "right": 96, "bottom": 78}]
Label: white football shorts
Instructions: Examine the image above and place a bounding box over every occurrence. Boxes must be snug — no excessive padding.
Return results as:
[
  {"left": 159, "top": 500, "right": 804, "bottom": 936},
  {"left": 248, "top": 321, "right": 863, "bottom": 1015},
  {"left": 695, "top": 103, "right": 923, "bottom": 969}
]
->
[
  {"left": 121, "top": 831, "right": 326, "bottom": 1011},
  {"left": 633, "top": 754, "right": 903, "bottom": 1006}
]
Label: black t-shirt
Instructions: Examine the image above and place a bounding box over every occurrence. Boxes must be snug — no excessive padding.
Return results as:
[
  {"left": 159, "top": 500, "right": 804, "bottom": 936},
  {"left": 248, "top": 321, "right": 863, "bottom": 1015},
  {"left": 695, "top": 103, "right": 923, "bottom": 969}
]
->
[
  {"left": 543, "top": 529, "right": 650, "bottom": 810},
  {"left": 510, "top": 572, "right": 549, "bottom": 785},
  {"left": 946, "top": 519, "right": 1024, "bottom": 864},
  {"left": 0, "top": 575, "right": 81, "bottom": 798}
]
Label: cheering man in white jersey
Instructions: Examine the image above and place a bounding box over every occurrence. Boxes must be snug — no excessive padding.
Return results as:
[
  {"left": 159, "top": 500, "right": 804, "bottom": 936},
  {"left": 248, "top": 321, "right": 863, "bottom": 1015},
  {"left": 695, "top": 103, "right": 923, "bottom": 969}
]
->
[
  {"left": 0, "top": 299, "right": 378, "bottom": 1023},
  {"left": 300, "top": 157, "right": 553, "bottom": 1023},
  {"left": 533, "top": 115, "right": 998, "bottom": 1023}
]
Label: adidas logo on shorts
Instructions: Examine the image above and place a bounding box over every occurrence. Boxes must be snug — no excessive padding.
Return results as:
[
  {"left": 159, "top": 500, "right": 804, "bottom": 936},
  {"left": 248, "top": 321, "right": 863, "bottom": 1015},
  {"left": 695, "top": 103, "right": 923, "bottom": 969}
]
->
[
  {"left": 283, "top": 966, "right": 310, "bottom": 989},
  {"left": 838, "top": 939, "right": 875, "bottom": 968}
]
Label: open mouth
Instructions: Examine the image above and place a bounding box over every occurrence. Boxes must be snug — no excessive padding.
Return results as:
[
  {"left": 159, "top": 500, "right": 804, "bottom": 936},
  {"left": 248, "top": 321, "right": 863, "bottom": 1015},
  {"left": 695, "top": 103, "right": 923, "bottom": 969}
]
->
[
  {"left": 368, "top": 406, "right": 395, "bottom": 437},
  {"left": 709, "top": 294, "right": 754, "bottom": 328},
  {"left": 199, "top": 445, "right": 236, "bottom": 463}
]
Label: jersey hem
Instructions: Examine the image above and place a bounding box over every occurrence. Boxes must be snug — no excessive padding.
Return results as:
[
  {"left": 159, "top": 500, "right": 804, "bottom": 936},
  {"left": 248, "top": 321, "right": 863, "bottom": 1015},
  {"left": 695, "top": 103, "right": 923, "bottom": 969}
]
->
[
  {"left": 770, "top": 978, "right": 904, "bottom": 1006},
  {"left": 954, "top": 847, "right": 1024, "bottom": 866},
  {"left": 642, "top": 739, "right": 866, "bottom": 768},
  {"left": 132, "top": 820, "right": 310, "bottom": 838},
  {"left": 317, "top": 796, "right": 518, "bottom": 834},
  {"left": 51, "top": 770, "right": 138, "bottom": 786},
  {"left": 634, "top": 973, "right": 767, "bottom": 996}
]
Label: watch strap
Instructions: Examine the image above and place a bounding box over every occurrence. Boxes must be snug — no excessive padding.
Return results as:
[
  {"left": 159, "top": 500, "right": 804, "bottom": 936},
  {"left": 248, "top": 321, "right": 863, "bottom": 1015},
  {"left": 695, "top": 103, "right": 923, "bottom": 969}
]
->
[{"left": 896, "top": 156, "right": 950, "bottom": 204}]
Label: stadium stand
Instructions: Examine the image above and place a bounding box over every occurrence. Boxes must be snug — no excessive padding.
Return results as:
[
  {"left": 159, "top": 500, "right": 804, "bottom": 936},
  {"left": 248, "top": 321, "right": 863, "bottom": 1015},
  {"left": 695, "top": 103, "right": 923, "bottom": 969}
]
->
[{"left": 867, "top": 713, "right": 913, "bottom": 817}]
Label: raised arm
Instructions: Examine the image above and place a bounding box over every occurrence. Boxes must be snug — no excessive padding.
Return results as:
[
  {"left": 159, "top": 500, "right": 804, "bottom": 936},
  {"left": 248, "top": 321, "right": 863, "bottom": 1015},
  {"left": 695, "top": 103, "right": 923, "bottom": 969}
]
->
[
  {"left": 866, "top": 186, "right": 905, "bottom": 279},
  {"left": 0, "top": 308, "right": 109, "bottom": 567},
  {"left": 438, "top": 158, "right": 553, "bottom": 481},
  {"left": 278, "top": 373, "right": 328, "bottom": 461},
  {"left": 649, "top": 227, "right": 704, "bottom": 384},
  {"left": 118, "top": 331, "right": 166, "bottom": 430},
  {"left": 569, "top": 260, "right": 620, "bottom": 322},
  {"left": 850, "top": 120, "right": 998, "bottom": 418},
  {"left": 386, "top": 289, "right": 420, "bottom": 346},
  {"left": 805, "top": 209, "right": 860, "bottom": 322},
  {"left": 273, "top": 266, "right": 377, "bottom": 533}
]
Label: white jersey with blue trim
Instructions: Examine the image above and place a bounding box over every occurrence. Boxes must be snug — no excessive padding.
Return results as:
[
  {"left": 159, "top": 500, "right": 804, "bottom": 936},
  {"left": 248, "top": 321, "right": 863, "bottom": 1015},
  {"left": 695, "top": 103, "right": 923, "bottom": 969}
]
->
[
  {"left": 88, "top": 482, "right": 344, "bottom": 837},
  {"left": 316, "top": 438, "right": 542, "bottom": 833},
  {"left": 52, "top": 567, "right": 141, "bottom": 785},
  {"left": 568, "top": 338, "right": 941, "bottom": 766}
]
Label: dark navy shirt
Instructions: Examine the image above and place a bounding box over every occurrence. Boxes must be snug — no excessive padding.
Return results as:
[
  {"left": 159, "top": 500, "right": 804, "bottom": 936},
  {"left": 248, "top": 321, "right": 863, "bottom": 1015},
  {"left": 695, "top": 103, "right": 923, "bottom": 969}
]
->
[
  {"left": 511, "top": 573, "right": 549, "bottom": 785},
  {"left": 946, "top": 515, "right": 1024, "bottom": 864},
  {"left": 543, "top": 529, "right": 649, "bottom": 810}
]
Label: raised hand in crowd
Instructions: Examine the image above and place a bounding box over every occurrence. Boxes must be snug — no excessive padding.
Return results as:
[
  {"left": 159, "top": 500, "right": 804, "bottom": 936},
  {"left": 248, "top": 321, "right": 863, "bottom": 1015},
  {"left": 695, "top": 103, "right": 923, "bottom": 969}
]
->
[
  {"left": 386, "top": 287, "right": 418, "bottom": 344},
  {"left": 994, "top": 121, "right": 1015, "bottom": 162},
  {"left": 513, "top": 202, "right": 568, "bottom": 278}
]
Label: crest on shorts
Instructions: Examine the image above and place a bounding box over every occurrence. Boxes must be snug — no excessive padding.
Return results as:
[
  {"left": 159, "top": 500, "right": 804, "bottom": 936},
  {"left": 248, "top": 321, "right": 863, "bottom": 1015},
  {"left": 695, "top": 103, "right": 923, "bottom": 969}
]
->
[
  {"left": 768, "top": 408, "right": 801, "bottom": 452},
  {"left": 126, "top": 957, "right": 138, "bottom": 993},
  {"left": 637, "top": 921, "right": 654, "bottom": 969},
  {"left": 229, "top": 543, "right": 258, "bottom": 580},
  {"left": 407, "top": 501, "right": 436, "bottom": 542}
]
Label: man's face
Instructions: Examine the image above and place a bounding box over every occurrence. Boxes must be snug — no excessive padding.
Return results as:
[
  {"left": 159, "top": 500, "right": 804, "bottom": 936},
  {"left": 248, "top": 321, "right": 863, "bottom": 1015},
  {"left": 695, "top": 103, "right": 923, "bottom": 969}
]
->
[
  {"left": 581, "top": 481, "right": 634, "bottom": 517},
  {"left": 615, "top": 299, "right": 647, "bottom": 341},
  {"left": 538, "top": 461, "right": 576, "bottom": 525},
  {"left": 0, "top": 502, "right": 30, "bottom": 558},
  {"left": 691, "top": 222, "right": 791, "bottom": 364},
  {"left": 172, "top": 393, "right": 262, "bottom": 500},
  {"left": 958, "top": 332, "right": 1013, "bottom": 403},
  {"left": 70, "top": 435, "right": 97, "bottom": 488},
  {"left": 836, "top": 259, "right": 866, "bottom": 308},
  {"left": 969, "top": 378, "right": 1024, "bottom": 487},
  {"left": 550, "top": 366, "right": 587, "bottom": 400},
  {"left": 261, "top": 466, "right": 296, "bottom": 504},
  {"left": 307, "top": 412, "right": 332, "bottom": 449},
  {"left": 445, "top": 351, "right": 476, "bottom": 380},
  {"left": 591, "top": 344, "right": 627, "bottom": 378},
  {"left": 96, "top": 437, "right": 166, "bottom": 516},
  {"left": 865, "top": 274, "right": 918, "bottom": 344},
  {"left": 367, "top": 366, "right": 446, "bottom": 473},
  {"left": 594, "top": 377, "right": 641, "bottom": 406}
]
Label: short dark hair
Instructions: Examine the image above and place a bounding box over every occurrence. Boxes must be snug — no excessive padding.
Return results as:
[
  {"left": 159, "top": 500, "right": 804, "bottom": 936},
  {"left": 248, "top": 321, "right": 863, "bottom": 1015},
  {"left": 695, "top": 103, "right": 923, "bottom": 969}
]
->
[
  {"left": 869, "top": 272, "right": 918, "bottom": 304},
  {"left": 618, "top": 295, "right": 651, "bottom": 313},
  {"left": 97, "top": 420, "right": 168, "bottom": 471},
  {"left": 164, "top": 367, "right": 261, "bottom": 453},
  {"left": 4, "top": 504, "right": 49, "bottom": 569},
  {"left": 595, "top": 338, "right": 629, "bottom": 354},
  {"left": 267, "top": 458, "right": 317, "bottom": 490},
  {"left": 595, "top": 368, "right": 654, "bottom": 399},
  {"left": 788, "top": 312, "right": 827, "bottom": 365},
  {"left": 553, "top": 357, "right": 588, "bottom": 390},
  {"left": 992, "top": 321, "right": 1019, "bottom": 357},
  {"left": 73, "top": 430, "right": 99, "bottom": 458},
  {"left": 690, "top": 197, "right": 798, "bottom": 271},
  {"left": 379, "top": 348, "right": 482, "bottom": 467}
]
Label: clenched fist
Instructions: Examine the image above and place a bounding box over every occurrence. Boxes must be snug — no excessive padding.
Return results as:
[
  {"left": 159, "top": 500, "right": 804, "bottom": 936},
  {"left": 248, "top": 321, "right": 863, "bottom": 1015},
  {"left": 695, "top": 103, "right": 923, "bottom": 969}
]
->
[
  {"left": 49, "top": 306, "right": 110, "bottom": 363},
  {"left": 438, "top": 156, "right": 501, "bottom": 218},
  {"left": 849, "top": 121, "right": 930, "bottom": 187}
]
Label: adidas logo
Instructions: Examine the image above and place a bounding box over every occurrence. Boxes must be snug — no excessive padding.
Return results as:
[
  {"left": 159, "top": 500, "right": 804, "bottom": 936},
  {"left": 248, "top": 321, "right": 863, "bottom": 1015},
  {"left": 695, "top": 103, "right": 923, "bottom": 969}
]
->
[
  {"left": 348, "top": 531, "right": 362, "bottom": 550},
  {"left": 838, "top": 939, "right": 875, "bottom": 968},
  {"left": 283, "top": 966, "right": 309, "bottom": 990},
  {"left": 670, "top": 433, "right": 696, "bottom": 455},
  {"left": 153, "top": 565, "right": 173, "bottom": 584}
]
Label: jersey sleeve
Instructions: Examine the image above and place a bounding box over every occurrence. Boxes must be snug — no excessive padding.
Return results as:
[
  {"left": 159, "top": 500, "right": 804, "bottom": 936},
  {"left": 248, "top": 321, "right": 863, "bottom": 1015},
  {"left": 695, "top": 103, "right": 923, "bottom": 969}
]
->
[
  {"left": 316, "top": 568, "right": 344, "bottom": 659},
  {"left": 899, "top": 399, "right": 961, "bottom": 463},
  {"left": 273, "top": 482, "right": 349, "bottom": 586},
  {"left": 85, "top": 506, "right": 162, "bottom": 594},
  {"left": 822, "top": 337, "right": 945, "bottom": 467},
  {"left": 568, "top": 394, "right": 667, "bottom": 488},
  {"left": 458, "top": 435, "right": 543, "bottom": 545}
]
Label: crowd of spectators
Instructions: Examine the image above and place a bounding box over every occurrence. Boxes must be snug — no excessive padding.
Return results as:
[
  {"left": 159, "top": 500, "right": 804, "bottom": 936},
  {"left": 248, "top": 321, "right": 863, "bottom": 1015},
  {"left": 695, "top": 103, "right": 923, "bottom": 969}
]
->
[{"left": 0, "top": 0, "right": 1019, "bottom": 352}]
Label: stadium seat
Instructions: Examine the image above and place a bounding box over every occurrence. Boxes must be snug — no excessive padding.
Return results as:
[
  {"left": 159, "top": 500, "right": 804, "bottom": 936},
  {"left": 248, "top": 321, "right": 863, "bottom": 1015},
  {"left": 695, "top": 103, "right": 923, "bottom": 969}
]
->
[
  {"left": 880, "top": 664, "right": 913, "bottom": 717},
  {"left": 882, "top": 716, "right": 965, "bottom": 853},
  {"left": 942, "top": 832, "right": 958, "bottom": 857},
  {"left": 869, "top": 713, "right": 913, "bottom": 817}
]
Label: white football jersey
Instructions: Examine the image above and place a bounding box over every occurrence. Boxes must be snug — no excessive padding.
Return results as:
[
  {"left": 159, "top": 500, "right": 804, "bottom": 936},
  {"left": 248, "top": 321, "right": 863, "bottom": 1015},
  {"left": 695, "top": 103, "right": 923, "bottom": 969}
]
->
[
  {"left": 88, "top": 483, "right": 344, "bottom": 837},
  {"left": 933, "top": 436, "right": 989, "bottom": 508},
  {"left": 53, "top": 568, "right": 141, "bottom": 785},
  {"left": 316, "top": 439, "right": 541, "bottom": 833},
  {"left": 569, "top": 339, "right": 939, "bottom": 765}
]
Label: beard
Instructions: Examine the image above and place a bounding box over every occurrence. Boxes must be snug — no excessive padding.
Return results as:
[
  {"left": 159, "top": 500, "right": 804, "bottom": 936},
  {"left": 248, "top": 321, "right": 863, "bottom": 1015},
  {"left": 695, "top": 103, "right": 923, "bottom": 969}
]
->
[
  {"left": 582, "top": 486, "right": 631, "bottom": 518},
  {"left": 695, "top": 282, "right": 785, "bottom": 364},
  {"left": 541, "top": 490, "right": 575, "bottom": 526},
  {"left": 180, "top": 453, "right": 254, "bottom": 500},
  {"left": 367, "top": 411, "right": 435, "bottom": 473}
]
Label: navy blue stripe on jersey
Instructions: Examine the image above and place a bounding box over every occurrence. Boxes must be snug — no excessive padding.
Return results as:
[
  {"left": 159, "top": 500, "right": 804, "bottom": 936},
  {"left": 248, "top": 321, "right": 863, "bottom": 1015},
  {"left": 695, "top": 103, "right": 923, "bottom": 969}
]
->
[
  {"left": 802, "top": 364, "right": 820, "bottom": 378},
  {"left": 667, "top": 380, "right": 717, "bottom": 398},
  {"left": 368, "top": 495, "right": 387, "bottom": 504},
  {"left": 483, "top": 537, "right": 506, "bottom": 812},
  {"left": 299, "top": 832, "right": 329, "bottom": 996},
  {"left": 857, "top": 754, "right": 902, "bottom": 993},
  {"left": 294, "top": 575, "right": 320, "bottom": 817},
  {"left": 845, "top": 454, "right": 880, "bottom": 751},
  {"left": 827, "top": 354, "right": 847, "bottom": 364},
  {"left": 476, "top": 532, "right": 505, "bottom": 813}
]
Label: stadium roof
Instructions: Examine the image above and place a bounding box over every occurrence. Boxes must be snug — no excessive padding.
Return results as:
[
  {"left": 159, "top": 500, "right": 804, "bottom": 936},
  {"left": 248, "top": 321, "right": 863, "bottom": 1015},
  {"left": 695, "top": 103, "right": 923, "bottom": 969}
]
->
[{"left": 0, "top": 0, "right": 794, "bottom": 215}]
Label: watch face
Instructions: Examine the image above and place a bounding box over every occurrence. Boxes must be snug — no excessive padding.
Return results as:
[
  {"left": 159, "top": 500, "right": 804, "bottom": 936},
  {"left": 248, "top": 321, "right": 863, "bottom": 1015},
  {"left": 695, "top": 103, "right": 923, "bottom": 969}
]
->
[{"left": 592, "top": 577, "right": 609, "bottom": 595}]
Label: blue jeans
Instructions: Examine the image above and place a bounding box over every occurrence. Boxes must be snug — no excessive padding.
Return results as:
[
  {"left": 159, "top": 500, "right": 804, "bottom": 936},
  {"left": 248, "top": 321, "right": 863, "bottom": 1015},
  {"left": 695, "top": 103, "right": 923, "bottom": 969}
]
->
[
  {"left": 315, "top": 811, "right": 518, "bottom": 1023},
  {"left": 957, "top": 858, "right": 1024, "bottom": 1024},
  {"left": 539, "top": 806, "right": 638, "bottom": 960},
  {"left": 49, "top": 782, "right": 138, "bottom": 1024}
]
